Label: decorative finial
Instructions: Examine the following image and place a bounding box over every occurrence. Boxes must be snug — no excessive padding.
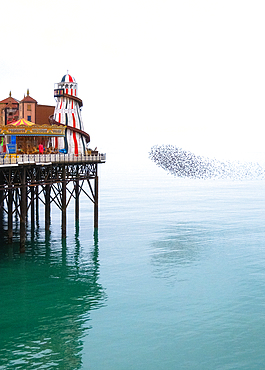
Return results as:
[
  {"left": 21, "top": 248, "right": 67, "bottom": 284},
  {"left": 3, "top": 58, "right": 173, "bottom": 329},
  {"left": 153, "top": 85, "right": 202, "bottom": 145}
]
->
[
  {"left": 67, "top": 70, "right": 69, "bottom": 75},
  {"left": 9, "top": 91, "right": 11, "bottom": 97},
  {"left": 27, "top": 89, "right": 29, "bottom": 96}
]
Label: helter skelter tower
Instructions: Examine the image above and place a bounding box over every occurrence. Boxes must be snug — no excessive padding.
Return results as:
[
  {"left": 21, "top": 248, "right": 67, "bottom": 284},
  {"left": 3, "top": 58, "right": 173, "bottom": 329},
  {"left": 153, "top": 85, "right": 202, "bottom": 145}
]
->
[{"left": 53, "top": 73, "right": 87, "bottom": 155}]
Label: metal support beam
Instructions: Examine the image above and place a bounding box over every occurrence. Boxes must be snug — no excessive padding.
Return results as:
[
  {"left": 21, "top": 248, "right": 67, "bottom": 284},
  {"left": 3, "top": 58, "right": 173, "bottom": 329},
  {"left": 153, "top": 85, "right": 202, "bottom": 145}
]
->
[
  {"left": 0, "top": 160, "right": 104, "bottom": 244},
  {"left": 20, "top": 167, "right": 27, "bottom": 252},
  {"left": 35, "top": 185, "right": 39, "bottom": 225},
  {"left": 15, "top": 189, "right": 19, "bottom": 218},
  {"left": 8, "top": 188, "right": 13, "bottom": 243},
  {"left": 62, "top": 166, "right": 66, "bottom": 238},
  {"left": 31, "top": 186, "right": 35, "bottom": 230},
  {"left": 94, "top": 172, "right": 99, "bottom": 229},
  {"left": 45, "top": 184, "right": 51, "bottom": 231},
  {"left": 0, "top": 170, "right": 3, "bottom": 216},
  {"left": 0, "top": 190, "right": 3, "bottom": 215},
  {"left": 75, "top": 180, "right": 79, "bottom": 222}
]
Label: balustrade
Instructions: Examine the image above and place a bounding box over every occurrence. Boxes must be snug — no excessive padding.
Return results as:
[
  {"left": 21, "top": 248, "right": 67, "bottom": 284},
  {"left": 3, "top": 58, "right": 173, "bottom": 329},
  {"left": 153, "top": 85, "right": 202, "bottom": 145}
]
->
[{"left": 0, "top": 153, "right": 106, "bottom": 166}]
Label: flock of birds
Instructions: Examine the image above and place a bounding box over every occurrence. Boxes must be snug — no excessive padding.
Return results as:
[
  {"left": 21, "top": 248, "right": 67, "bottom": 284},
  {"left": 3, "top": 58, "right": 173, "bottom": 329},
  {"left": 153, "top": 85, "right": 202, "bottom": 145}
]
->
[{"left": 149, "top": 145, "right": 265, "bottom": 180}]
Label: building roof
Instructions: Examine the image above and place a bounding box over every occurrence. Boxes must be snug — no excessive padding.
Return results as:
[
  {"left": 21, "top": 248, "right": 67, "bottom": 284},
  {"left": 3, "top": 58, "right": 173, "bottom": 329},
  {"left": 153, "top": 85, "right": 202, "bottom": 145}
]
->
[
  {"left": 21, "top": 95, "right": 37, "bottom": 103},
  {"left": 0, "top": 96, "right": 19, "bottom": 105}
]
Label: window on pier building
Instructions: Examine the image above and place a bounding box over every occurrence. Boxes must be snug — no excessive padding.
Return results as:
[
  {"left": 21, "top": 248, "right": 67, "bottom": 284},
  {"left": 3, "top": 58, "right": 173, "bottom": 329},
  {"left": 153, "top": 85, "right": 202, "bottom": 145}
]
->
[{"left": 27, "top": 116, "right": 31, "bottom": 122}]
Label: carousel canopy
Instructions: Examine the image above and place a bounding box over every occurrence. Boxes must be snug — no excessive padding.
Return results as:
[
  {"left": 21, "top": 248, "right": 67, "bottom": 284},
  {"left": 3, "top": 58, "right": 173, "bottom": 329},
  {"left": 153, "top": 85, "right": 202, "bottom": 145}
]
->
[
  {"left": 9, "top": 119, "right": 35, "bottom": 126},
  {"left": 1, "top": 121, "right": 66, "bottom": 137}
]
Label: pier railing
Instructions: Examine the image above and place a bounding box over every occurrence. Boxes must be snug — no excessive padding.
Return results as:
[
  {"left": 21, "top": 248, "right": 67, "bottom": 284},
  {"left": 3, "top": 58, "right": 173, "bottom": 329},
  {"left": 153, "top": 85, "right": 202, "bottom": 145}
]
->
[{"left": 0, "top": 153, "right": 106, "bottom": 166}]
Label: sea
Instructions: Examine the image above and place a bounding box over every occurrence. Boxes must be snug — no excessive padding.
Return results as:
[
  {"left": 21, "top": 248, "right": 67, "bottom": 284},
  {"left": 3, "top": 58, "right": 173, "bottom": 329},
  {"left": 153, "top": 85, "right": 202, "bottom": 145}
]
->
[{"left": 1, "top": 156, "right": 265, "bottom": 369}]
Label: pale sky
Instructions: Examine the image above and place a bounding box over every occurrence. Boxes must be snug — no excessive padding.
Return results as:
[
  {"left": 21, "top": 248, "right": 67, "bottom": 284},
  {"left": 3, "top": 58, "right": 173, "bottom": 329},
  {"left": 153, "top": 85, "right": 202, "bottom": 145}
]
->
[{"left": 1, "top": 0, "right": 265, "bottom": 166}]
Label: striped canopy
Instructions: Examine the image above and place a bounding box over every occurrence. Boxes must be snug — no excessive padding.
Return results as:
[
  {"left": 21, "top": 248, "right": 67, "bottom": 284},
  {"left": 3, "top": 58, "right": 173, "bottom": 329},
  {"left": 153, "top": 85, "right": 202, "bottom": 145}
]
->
[{"left": 9, "top": 119, "right": 35, "bottom": 126}]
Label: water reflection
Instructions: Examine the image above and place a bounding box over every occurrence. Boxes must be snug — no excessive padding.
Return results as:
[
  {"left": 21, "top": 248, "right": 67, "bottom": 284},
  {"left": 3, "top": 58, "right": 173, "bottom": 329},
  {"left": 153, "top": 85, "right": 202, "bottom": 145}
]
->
[
  {"left": 151, "top": 222, "right": 211, "bottom": 280},
  {"left": 0, "top": 227, "right": 106, "bottom": 369}
]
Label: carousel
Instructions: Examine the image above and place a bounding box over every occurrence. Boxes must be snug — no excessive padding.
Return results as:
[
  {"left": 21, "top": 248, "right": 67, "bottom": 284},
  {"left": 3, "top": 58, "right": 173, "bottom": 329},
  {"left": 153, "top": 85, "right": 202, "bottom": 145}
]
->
[{"left": 0, "top": 119, "right": 65, "bottom": 154}]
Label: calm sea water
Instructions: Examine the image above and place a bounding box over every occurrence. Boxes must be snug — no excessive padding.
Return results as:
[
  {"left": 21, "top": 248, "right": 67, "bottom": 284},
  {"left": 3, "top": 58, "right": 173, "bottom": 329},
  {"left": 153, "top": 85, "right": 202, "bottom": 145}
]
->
[{"left": 1, "top": 161, "right": 265, "bottom": 369}]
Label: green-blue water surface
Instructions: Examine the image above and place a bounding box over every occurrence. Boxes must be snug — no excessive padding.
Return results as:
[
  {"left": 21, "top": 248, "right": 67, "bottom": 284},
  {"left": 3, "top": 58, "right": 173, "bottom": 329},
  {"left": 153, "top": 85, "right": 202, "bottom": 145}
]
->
[{"left": 1, "top": 165, "right": 265, "bottom": 369}]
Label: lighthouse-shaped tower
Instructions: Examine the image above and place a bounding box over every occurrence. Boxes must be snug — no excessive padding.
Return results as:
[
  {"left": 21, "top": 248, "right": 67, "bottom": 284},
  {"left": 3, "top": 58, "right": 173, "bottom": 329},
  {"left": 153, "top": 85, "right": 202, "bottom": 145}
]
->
[{"left": 53, "top": 73, "right": 87, "bottom": 154}]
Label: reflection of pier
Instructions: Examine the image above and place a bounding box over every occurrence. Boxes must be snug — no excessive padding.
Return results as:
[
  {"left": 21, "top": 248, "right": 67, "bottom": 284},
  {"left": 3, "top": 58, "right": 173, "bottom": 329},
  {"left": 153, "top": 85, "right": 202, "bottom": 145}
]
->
[
  {"left": 0, "top": 229, "right": 106, "bottom": 370},
  {"left": 0, "top": 154, "right": 106, "bottom": 251}
]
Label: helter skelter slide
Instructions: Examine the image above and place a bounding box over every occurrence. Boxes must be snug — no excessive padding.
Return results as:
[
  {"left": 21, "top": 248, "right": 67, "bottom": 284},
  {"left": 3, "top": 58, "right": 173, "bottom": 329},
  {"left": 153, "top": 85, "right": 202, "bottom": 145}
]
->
[{"left": 51, "top": 73, "right": 91, "bottom": 155}]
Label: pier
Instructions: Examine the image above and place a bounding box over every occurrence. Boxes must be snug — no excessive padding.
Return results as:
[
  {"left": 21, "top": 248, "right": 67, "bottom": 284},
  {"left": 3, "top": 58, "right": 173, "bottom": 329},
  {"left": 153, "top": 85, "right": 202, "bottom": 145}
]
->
[
  {"left": 0, "top": 153, "right": 106, "bottom": 252},
  {"left": 0, "top": 72, "right": 106, "bottom": 252}
]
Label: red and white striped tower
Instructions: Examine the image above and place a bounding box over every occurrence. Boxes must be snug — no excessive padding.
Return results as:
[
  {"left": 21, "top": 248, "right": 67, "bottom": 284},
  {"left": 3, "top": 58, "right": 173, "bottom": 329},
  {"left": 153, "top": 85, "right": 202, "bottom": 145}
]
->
[{"left": 53, "top": 73, "right": 86, "bottom": 154}]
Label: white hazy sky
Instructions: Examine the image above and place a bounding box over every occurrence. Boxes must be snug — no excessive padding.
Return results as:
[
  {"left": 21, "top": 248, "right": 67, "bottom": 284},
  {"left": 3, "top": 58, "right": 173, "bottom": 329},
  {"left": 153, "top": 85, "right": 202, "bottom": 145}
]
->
[{"left": 1, "top": 0, "right": 265, "bottom": 165}]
